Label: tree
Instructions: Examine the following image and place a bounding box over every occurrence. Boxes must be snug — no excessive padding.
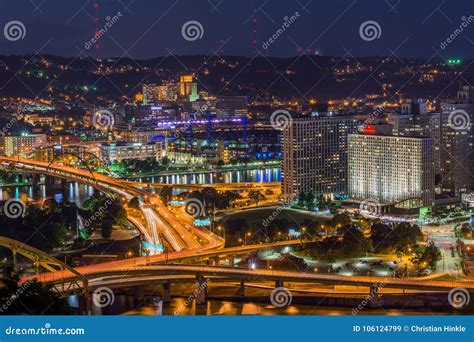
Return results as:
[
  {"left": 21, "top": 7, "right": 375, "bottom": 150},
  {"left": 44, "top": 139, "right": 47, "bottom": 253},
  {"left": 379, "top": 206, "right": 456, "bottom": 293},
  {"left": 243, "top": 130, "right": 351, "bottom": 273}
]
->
[
  {"left": 159, "top": 186, "right": 173, "bottom": 205},
  {"left": 341, "top": 226, "right": 372, "bottom": 257},
  {"left": 101, "top": 218, "right": 114, "bottom": 239},
  {"left": 107, "top": 198, "right": 127, "bottom": 225},
  {"left": 0, "top": 267, "right": 70, "bottom": 314},
  {"left": 161, "top": 156, "right": 170, "bottom": 168},
  {"left": 412, "top": 243, "right": 441, "bottom": 270},
  {"left": 305, "top": 191, "right": 315, "bottom": 211},
  {"left": 0, "top": 204, "right": 68, "bottom": 251},
  {"left": 370, "top": 222, "right": 391, "bottom": 252},
  {"left": 370, "top": 222, "right": 421, "bottom": 253},
  {"left": 248, "top": 190, "right": 266, "bottom": 205},
  {"left": 458, "top": 223, "right": 473, "bottom": 239},
  {"left": 128, "top": 196, "right": 141, "bottom": 210},
  {"left": 298, "top": 191, "right": 306, "bottom": 207}
]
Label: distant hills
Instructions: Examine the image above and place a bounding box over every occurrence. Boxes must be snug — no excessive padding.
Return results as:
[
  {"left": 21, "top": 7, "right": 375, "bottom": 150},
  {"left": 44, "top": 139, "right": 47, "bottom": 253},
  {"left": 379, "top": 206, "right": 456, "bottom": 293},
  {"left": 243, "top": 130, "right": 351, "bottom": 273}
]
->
[{"left": 0, "top": 55, "right": 471, "bottom": 101}]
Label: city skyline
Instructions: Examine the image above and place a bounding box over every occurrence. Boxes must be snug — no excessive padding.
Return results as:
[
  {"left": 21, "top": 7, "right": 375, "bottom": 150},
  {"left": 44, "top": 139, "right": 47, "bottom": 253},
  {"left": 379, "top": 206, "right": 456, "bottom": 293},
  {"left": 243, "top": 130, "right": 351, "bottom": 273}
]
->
[{"left": 0, "top": 0, "right": 472, "bottom": 324}]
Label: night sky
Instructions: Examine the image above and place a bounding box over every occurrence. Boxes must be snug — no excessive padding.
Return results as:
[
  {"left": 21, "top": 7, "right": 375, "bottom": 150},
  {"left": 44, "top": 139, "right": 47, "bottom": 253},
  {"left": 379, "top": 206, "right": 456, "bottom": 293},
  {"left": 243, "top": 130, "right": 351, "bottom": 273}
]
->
[{"left": 0, "top": 0, "right": 473, "bottom": 59}]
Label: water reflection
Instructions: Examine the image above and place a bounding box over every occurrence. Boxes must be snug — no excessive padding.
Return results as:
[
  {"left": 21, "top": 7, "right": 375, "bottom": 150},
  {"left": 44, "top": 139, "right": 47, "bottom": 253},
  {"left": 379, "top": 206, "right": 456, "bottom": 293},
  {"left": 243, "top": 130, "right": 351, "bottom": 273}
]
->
[
  {"left": 136, "top": 167, "right": 281, "bottom": 185},
  {"left": 0, "top": 180, "right": 96, "bottom": 207},
  {"left": 98, "top": 296, "right": 436, "bottom": 316}
]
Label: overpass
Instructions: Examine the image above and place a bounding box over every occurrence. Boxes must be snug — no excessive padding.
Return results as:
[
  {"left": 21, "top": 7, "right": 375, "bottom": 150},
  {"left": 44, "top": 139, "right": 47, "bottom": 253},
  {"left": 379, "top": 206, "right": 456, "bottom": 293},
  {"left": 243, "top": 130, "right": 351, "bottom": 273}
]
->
[
  {"left": 6, "top": 156, "right": 474, "bottom": 307},
  {"left": 36, "top": 263, "right": 474, "bottom": 306},
  {"left": 27, "top": 239, "right": 305, "bottom": 287},
  {"left": 24, "top": 236, "right": 474, "bottom": 300},
  {"left": 0, "top": 156, "right": 220, "bottom": 253}
]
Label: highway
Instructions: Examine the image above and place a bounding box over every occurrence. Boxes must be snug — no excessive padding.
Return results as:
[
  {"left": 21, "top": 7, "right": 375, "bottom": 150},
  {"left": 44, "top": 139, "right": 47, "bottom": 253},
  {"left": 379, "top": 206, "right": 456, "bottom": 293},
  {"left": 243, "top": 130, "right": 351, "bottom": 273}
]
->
[
  {"left": 43, "top": 264, "right": 474, "bottom": 293},
  {"left": 6, "top": 155, "right": 474, "bottom": 299},
  {"left": 0, "top": 156, "right": 220, "bottom": 253}
]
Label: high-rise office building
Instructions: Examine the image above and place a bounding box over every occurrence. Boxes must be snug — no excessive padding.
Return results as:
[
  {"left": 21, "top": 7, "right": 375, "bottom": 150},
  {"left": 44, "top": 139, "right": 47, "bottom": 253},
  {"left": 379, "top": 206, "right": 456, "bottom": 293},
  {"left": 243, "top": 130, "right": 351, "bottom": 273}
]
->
[
  {"left": 347, "top": 134, "right": 435, "bottom": 207},
  {"left": 179, "top": 75, "right": 199, "bottom": 102},
  {"left": 281, "top": 115, "right": 358, "bottom": 198},
  {"left": 386, "top": 104, "right": 441, "bottom": 174},
  {"left": 439, "top": 86, "right": 474, "bottom": 196},
  {"left": 157, "top": 82, "right": 179, "bottom": 101},
  {"left": 142, "top": 84, "right": 159, "bottom": 105}
]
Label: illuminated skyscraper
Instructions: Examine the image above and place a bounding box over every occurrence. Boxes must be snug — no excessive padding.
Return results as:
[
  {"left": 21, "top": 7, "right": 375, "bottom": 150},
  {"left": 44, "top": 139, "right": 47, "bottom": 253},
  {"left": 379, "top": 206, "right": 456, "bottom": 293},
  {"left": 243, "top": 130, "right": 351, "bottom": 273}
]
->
[
  {"left": 179, "top": 75, "right": 199, "bottom": 102},
  {"left": 348, "top": 134, "right": 435, "bottom": 207},
  {"left": 142, "top": 84, "right": 159, "bottom": 105},
  {"left": 439, "top": 86, "right": 474, "bottom": 196},
  {"left": 281, "top": 115, "right": 358, "bottom": 198}
]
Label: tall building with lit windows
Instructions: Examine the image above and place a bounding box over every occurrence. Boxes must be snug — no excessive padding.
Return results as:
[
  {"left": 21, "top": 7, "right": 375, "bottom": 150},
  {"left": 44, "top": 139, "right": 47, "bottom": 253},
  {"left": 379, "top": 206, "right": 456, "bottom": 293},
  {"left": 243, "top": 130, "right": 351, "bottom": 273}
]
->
[
  {"left": 179, "top": 75, "right": 199, "bottom": 102},
  {"left": 281, "top": 115, "right": 358, "bottom": 198},
  {"left": 439, "top": 86, "right": 474, "bottom": 196},
  {"left": 0, "top": 134, "right": 47, "bottom": 157},
  {"left": 99, "top": 142, "right": 163, "bottom": 164},
  {"left": 142, "top": 84, "right": 159, "bottom": 105},
  {"left": 347, "top": 134, "right": 435, "bottom": 207}
]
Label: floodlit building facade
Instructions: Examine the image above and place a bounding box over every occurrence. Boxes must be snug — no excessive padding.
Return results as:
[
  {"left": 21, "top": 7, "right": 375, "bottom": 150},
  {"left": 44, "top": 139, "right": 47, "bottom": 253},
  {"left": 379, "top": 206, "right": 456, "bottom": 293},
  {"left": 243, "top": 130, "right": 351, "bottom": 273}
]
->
[{"left": 347, "top": 134, "right": 435, "bottom": 207}]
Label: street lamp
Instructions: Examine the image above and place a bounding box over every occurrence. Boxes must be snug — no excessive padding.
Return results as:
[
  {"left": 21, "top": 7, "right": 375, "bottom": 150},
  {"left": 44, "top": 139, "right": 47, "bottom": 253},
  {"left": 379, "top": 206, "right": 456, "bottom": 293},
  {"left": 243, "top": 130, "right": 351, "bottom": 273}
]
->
[{"left": 245, "top": 231, "right": 251, "bottom": 245}]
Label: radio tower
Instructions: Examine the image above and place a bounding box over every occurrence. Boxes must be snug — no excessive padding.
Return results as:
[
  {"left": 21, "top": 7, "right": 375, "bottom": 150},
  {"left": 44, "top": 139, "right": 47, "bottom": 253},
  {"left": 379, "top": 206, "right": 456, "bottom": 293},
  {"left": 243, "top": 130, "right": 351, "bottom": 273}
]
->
[
  {"left": 251, "top": 0, "right": 257, "bottom": 49},
  {"left": 94, "top": 1, "right": 100, "bottom": 60}
]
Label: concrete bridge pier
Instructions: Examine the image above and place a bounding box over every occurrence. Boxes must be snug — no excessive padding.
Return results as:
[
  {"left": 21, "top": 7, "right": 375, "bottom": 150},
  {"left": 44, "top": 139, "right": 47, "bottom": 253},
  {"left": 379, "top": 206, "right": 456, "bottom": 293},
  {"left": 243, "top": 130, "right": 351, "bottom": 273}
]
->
[
  {"left": 78, "top": 295, "right": 91, "bottom": 316},
  {"left": 162, "top": 282, "right": 171, "bottom": 303},
  {"left": 210, "top": 256, "right": 220, "bottom": 266},
  {"left": 133, "top": 286, "right": 145, "bottom": 305},
  {"left": 236, "top": 280, "right": 245, "bottom": 298},
  {"left": 195, "top": 275, "right": 207, "bottom": 305},
  {"left": 368, "top": 283, "right": 380, "bottom": 307},
  {"left": 46, "top": 175, "right": 56, "bottom": 185},
  {"left": 32, "top": 175, "right": 42, "bottom": 197},
  {"left": 61, "top": 178, "right": 68, "bottom": 191},
  {"left": 227, "top": 256, "right": 235, "bottom": 267}
]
